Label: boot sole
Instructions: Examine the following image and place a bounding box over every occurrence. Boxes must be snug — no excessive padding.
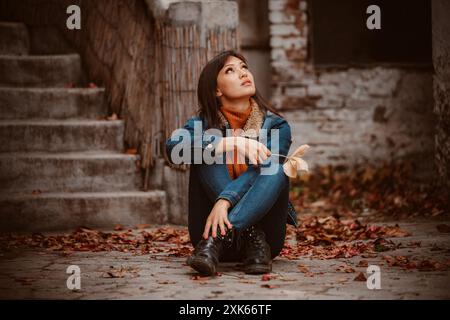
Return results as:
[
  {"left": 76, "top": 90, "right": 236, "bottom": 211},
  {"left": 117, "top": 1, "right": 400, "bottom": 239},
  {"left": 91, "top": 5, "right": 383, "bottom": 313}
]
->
[
  {"left": 187, "top": 256, "right": 216, "bottom": 276},
  {"left": 244, "top": 263, "right": 272, "bottom": 275}
]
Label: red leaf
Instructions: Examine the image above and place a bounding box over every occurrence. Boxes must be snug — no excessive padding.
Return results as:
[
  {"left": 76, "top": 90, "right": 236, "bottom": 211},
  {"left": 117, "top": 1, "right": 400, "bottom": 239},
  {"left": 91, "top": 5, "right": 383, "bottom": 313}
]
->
[
  {"left": 261, "top": 274, "right": 274, "bottom": 281},
  {"left": 354, "top": 272, "right": 367, "bottom": 281},
  {"left": 436, "top": 224, "right": 450, "bottom": 233},
  {"left": 261, "top": 284, "right": 278, "bottom": 289}
]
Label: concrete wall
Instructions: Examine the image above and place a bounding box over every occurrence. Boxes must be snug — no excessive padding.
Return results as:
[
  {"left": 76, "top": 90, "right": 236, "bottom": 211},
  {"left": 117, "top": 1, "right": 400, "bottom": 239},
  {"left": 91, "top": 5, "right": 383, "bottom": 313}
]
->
[
  {"left": 432, "top": 0, "right": 450, "bottom": 191},
  {"left": 238, "top": 0, "right": 272, "bottom": 100}
]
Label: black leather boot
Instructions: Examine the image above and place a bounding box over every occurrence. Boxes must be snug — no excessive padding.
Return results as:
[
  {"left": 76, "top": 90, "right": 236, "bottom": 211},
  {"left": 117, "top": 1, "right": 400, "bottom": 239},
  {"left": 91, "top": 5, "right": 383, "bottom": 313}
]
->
[
  {"left": 241, "top": 225, "right": 272, "bottom": 274},
  {"left": 187, "top": 229, "right": 234, "bottom": 276}
]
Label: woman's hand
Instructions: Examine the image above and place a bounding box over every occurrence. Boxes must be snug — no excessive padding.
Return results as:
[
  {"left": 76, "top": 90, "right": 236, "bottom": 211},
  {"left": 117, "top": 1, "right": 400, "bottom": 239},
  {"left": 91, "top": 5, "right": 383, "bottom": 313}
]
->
[
  {"left": 235, "top": 137, "right": 271, "bottom": 165},
  {"left": 215, "top": 136, "right": 271, "bottom": 165},
  {"left": 202, "top": 199, "right": 233, "bottom": 239}
]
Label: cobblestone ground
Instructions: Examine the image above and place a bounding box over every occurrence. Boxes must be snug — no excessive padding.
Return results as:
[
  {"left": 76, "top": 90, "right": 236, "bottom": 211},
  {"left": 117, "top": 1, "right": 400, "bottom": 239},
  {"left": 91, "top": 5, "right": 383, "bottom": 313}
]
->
[{"left": 0, "top": 220, "right": 449, "bottom": 300}]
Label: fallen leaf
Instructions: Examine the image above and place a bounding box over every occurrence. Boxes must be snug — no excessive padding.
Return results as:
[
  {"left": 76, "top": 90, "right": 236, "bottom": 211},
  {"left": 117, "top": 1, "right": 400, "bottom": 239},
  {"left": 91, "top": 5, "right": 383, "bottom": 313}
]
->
[
  {"left": 126, "top": 148, "right": 138, "bottom": 155},
  {"left": 436, "top": 224, "right": 450, "bottom": 233},
  {"left": 191, "top": 275, "right": 210, "bottom": 281},
  {"left": 14, "top": 277, "right": 34, "bottom": 285},
  {"left": 354, "top": 272, "right": 367, "bottom": 281},
  {"left": 297, "top": 264, "right": 315, "bottom": 277},
  {"left": 261, "top": 284, "right": 278, "bottom": 289},
  {"left": 337, "top": 264, "right": 355, "bottom": 273},
  {"left": 157, "top": 280, "right": 177, "bottom": 284},
  {"left": 114, "top": 224, "right": 124, "bottom": 231},
  {"left": 261, "top": 274, "right": 274, "bottom": 281},
  {"left": 357, "top": 260, "right": 369, "bottom": 267},
  {"left": 102, "top": 266, "right": 139, "bottom": 278},
  {"left": 136, "top": 224, "right": 151, "bottom": 230},
  {"left": 239, "top": 280, "right": 255, "bottom": 284}
]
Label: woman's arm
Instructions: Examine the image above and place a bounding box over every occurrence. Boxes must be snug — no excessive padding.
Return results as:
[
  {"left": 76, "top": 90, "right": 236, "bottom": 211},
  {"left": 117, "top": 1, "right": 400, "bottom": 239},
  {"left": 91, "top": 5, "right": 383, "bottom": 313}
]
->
[
  {"left": 165, "top": 117, "right": 223, "bottom": 165},
  {"left": 215, "top": 117, "right": 292, "bottom": 206},
  {"left": 215, "top": 136, "right": 271, "bottom": 165}
]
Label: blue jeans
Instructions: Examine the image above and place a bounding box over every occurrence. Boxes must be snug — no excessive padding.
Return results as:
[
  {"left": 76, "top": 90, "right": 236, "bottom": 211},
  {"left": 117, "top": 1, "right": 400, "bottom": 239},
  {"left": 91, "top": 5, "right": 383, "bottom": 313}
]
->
[
  {"left": 195, "top": 162, "right": 288, "bottom": 230},
  {"left": 188, "top": 162, "right": 289, "bottom": 261}
]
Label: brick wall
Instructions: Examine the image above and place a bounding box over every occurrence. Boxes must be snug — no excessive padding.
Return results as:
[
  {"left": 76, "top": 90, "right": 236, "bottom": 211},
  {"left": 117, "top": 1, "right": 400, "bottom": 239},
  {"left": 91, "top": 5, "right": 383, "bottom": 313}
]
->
[{"left": 268, "top": 0, "right": 436, "bottom": 181}]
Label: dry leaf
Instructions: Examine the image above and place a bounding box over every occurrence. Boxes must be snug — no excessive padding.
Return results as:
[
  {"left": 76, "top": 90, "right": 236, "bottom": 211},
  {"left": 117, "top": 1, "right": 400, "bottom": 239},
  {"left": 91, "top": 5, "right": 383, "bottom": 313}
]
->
[
  {"left": 114, "top": 224, "right": 124, "bottom": 231},
  {"left": 282, "top": 144, "right": 310, "bottom": 178},
  {"left": 136, "top": 223, "right": 151, "bottom": 230},
  {"left": 239, "top": 280, "right": 255, "bottom": 284},
  {"left": 261, "top": 274, "right": 276, "bottom": 281},
  {"left": 436, "top": 224, "right": 450, "bottom": 233},
  {"left": 261, "top": 284, "right": 278, "bottom": 289},
  {"left": 337, "top": 265, "right": 356, "bottom": 273},
  {"left": 283, "top": 159, "right": 298, "bottom": 178},
  {"left": 354, "top": 272, "right": 367, "bottom": 281},
  {"left": 298, "top": 264, "right": 315, "bottom": 277},
  {"left": 291, "top": 144, "right": 310, "bottom": 158},
  {"left": 106, "top": 113, "right": 118, "bottom": 120},
  {"left": 14, "top": 277, "right": 34, "bottom": 285},
  {"left": 191, "top": 275, "right": 210, "bottom": 281},
  {"left": 126, "top": 148, "right": 138, "bottom": 155},
  {"left": 157, "top": 280, "right": 177, "bottom": 284},
  {"left": 357, "top": 260, "right": 369, "bottom": 267}
]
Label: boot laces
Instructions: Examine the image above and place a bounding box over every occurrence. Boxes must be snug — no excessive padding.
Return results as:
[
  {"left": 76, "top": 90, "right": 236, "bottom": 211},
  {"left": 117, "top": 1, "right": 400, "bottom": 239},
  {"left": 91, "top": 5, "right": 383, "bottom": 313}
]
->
[{"left": 245, "top": 227, "right": 266, "bottom": 250}]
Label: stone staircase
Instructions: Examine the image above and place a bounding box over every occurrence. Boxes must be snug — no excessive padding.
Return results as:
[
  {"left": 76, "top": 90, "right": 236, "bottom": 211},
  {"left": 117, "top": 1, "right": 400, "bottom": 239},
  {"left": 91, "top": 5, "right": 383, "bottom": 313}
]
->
[{"left": 0, "top": 22, "right": 167, "bottom": 232}]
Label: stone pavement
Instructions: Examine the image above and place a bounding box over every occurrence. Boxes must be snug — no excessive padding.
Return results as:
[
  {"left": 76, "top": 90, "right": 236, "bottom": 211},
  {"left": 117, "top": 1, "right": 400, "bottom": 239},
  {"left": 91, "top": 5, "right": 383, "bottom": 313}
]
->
[{"left": 0, "top": 220, "right": 449, "bottom": 300}]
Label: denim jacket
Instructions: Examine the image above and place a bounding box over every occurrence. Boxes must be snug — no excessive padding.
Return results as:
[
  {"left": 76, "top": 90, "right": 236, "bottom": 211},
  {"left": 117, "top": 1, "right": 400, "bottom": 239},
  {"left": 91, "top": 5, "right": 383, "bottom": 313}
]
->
[{"left": 166, "top": 111, "right": 298, "bottom": 227}]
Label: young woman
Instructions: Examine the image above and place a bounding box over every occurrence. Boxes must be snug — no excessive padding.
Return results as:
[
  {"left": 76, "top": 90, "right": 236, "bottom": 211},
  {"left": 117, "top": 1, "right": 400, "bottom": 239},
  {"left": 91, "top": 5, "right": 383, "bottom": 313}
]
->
[{"left": 166, "top": 50, "right": 298, "bottom": 276}]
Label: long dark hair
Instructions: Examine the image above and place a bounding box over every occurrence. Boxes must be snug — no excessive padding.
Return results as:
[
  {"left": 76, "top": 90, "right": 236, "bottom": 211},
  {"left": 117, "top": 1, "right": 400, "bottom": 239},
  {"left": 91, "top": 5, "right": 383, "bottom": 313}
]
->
[{"left": 197, "top": 50, "right": 281, "bottom": 129}]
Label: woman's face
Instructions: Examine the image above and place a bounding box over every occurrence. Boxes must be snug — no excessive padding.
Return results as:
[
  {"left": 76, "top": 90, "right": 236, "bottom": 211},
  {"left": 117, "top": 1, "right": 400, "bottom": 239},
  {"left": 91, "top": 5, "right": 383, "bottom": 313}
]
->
[{"left": 216, "top": 56, "right": 256, "bottom": 101}]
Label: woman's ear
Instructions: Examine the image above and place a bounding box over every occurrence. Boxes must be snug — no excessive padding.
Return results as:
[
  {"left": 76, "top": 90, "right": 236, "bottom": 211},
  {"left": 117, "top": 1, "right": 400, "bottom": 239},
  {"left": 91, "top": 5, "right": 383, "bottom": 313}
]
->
[{"left": 216, "top": 88, "right": 222, "bottom": 97}]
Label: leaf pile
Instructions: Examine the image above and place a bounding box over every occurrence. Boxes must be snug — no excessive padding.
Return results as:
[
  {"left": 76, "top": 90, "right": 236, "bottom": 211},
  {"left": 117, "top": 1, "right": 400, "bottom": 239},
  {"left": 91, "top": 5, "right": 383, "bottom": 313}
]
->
[
  {"left": 382, "top": 255, "right": 450, "bottom": 272},
  {"left": 281, "top": 215, "right": 409, "bottom": 260},
  {"left": 296, "top": 216, "right": 410, "bottom": 245},
  {"left": 290, "top": 160, "right": 449, "bottom": 220},
  {"left": 0, "top": 226, "right": 193, "bottom": 257}
]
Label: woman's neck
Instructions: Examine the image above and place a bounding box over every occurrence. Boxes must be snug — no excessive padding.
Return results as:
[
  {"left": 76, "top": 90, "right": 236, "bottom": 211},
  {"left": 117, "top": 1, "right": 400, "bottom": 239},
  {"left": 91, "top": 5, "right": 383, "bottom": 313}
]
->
[{"left": 220, "top": 97, "right": 251, "bottom": 113}]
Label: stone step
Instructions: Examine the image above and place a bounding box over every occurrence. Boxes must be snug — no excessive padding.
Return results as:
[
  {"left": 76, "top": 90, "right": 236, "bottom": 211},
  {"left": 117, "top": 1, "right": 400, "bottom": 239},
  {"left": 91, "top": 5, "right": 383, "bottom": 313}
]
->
[
  {"left": 0, "top": 54, "right": 81, "bottom": 87},
  {"left": 0, "top": 87, "right": 107, "bottom": 120},
  {"left": 0, "top": 190, "right": 167, "bottom": 232},
  {"left": 0, "top": 151, "right": 142, "bottom": 192},
  {"left": 0, "top": 22, "right": 29, "bottom": 55},
  {"left": 0, "top": 119, "right": 124, "bottom": 152}
]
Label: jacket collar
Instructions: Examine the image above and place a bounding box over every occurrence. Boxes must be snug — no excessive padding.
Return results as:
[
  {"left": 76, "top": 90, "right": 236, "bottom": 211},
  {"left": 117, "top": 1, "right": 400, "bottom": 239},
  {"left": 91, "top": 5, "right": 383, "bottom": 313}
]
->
[{"left": 217, "top": 98, "right": 265, "bottom": 138}]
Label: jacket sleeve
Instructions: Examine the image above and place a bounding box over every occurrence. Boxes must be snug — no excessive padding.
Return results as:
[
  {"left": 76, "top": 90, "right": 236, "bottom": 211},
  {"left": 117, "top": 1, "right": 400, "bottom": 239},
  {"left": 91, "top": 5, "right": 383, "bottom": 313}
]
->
[
  {"left": 165, "top": 117, "right": 223, "bottom": 165},
  {"left": 266, "top": 117, "right": 292, "bottom": 159}
]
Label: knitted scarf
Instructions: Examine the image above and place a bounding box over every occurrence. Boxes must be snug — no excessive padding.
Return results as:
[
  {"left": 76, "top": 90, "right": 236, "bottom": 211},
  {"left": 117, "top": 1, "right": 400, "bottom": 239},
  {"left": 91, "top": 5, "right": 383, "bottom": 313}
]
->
[{"left": 218, "top": 98, "right": 265, "bottom": 179}]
